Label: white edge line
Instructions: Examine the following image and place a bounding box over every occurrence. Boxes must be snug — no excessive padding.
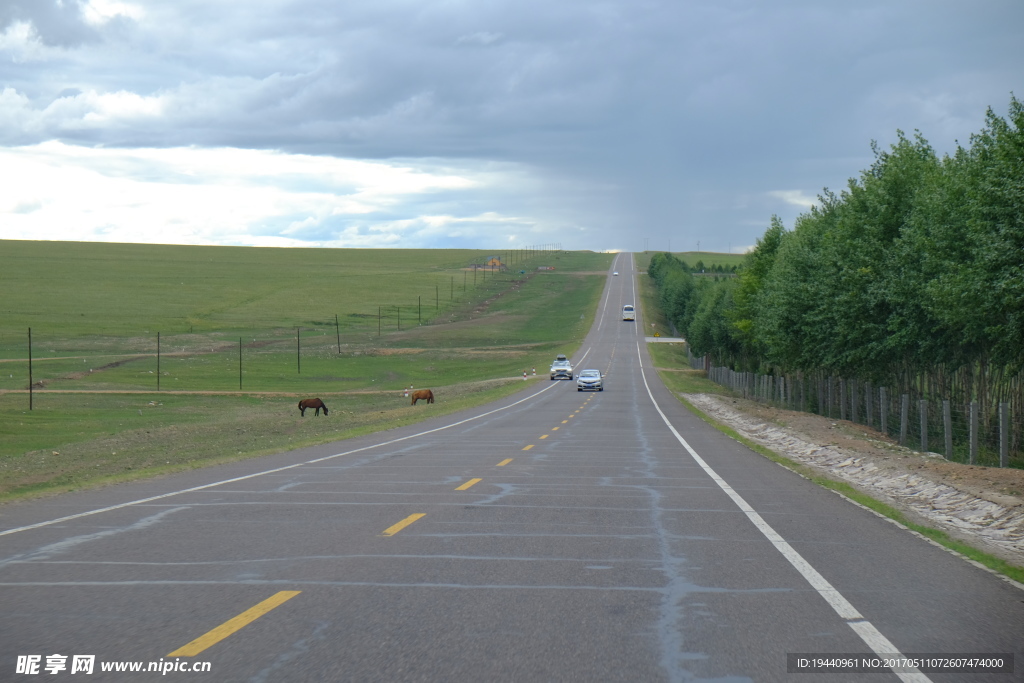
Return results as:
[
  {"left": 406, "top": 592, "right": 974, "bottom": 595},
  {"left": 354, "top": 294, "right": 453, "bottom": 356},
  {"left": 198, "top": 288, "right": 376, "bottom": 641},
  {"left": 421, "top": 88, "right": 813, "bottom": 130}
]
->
[
  {"left": 1, "top": 373, "right": 582, "bottom": 538},
  {"left": 636, "top": 347, "right": 932, "bottom": 683}
]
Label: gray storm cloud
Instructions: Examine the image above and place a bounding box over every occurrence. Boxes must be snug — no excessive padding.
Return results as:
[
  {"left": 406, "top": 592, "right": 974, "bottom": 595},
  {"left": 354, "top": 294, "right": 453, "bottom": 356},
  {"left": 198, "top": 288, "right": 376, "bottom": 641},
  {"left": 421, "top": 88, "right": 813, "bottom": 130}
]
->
[{"left": 1, "top": 0, "right": 1022, "bottom": 250}]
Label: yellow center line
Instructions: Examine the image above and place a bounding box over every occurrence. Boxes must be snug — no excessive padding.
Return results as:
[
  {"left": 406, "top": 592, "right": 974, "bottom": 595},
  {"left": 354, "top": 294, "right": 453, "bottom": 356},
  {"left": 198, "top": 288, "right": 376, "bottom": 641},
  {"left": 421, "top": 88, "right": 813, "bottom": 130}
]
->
[
  {"left": 456, "top": 478, "right": 482, "bottom": 491},
  {"left": 168, "top": 591, "right": 301, "bottom": 657},
  {"left": 551, "top": 426, "right": 559, "bottom": 431},
  {"left": 497, "top": 458, "right": 513, "bottom": 466},
  {"left": 381, "top": 513, "right": 426, "bottom": 537},
  {"left": 561, "top": 420, "right": 568, "bottom": 424},
  {"left": 522, "top": 444, "right": 534, "bottom": 450},
  {"left": 539, "top": 434, "right": 548, "bottom": 439}
]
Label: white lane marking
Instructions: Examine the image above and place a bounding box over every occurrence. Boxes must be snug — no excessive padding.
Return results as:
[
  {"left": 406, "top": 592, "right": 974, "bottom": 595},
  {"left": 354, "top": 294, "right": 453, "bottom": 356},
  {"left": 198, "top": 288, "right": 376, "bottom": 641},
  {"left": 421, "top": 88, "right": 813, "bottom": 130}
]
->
[
  {"left": 635, "top": 345, "right": 932, "bottom": 683},
  {"left": 0, "top": 374, "right": 581, "bottom": 538}
]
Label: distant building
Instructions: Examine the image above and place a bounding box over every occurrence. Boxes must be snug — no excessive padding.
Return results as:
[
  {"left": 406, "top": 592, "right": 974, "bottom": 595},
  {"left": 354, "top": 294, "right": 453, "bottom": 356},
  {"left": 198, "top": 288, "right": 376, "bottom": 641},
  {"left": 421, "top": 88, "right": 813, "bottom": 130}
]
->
[{"left": 470, "top": 256, "right": 508, "bottom": 271}]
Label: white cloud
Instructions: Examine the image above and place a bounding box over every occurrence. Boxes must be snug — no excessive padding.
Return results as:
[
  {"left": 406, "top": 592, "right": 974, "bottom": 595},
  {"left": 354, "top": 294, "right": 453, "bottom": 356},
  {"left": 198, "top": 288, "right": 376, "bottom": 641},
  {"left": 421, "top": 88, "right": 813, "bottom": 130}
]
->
[
  {"left": 0, "top": 141, "right": 534, "bottom": 248},
  {"left": 767, "top": 190, "right": 817, "bottom": 209},
  {"left": 0, "top": 20, "right": 53, "bottom": 62},
  {"left": 82, "top": 0, "right": 144, "bottom": 26}
]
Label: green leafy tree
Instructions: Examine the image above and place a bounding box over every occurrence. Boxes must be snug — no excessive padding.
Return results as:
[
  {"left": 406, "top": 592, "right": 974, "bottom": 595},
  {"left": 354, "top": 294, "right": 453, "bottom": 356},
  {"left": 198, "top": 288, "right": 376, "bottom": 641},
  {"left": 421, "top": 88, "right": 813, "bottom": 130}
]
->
[{"left": 728, "top": 215, "right": 786, "bottom": 369}]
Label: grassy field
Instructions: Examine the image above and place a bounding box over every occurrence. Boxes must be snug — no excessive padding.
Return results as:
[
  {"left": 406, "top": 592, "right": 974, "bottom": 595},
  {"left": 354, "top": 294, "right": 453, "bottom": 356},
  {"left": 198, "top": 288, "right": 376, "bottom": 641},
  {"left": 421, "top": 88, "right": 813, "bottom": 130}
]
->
[
  {"left": 634, "top": 250, "right": 746, "bottom": 272},
  {"left": 1, "top": 240, "right": 612, "bottom": 499}
]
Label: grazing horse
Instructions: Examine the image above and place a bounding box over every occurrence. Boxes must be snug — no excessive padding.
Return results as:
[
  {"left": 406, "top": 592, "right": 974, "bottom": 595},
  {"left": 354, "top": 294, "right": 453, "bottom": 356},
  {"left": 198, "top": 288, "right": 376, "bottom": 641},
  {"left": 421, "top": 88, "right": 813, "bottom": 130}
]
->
[
  {"left": 410, "top": 389, "right": 434, "bottom": 405},
  {"left": 298, "top": 398, "right": 328, "bottom": 416}
]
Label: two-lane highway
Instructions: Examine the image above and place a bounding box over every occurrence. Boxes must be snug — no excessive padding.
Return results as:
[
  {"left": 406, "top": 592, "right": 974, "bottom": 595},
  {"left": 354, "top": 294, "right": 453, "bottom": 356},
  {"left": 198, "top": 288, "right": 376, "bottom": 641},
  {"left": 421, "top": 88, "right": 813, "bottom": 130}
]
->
[{"left": 2, "top": 253, "right": 1021, "bottom": 681}]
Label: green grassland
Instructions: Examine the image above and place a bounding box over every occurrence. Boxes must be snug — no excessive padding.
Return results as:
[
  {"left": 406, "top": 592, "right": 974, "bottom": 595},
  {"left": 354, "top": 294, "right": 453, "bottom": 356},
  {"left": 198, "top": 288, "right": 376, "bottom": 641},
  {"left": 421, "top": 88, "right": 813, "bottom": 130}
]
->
[
  {"left": 1, "top": 240, "right": 612, "bottom": 498},
  {"left": 634, "top": 250, "right": 745, "bottom": 272}
]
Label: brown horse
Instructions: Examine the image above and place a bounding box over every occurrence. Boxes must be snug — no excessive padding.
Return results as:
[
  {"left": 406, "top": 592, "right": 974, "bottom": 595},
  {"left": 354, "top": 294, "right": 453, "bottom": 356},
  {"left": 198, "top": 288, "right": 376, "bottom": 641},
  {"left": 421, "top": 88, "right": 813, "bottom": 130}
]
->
[
  {"left": 298, "top": 398, "right": 328, "bottom": 416},
  {"left": 410, "top": 389, "right": 434, "bottom": 405}
]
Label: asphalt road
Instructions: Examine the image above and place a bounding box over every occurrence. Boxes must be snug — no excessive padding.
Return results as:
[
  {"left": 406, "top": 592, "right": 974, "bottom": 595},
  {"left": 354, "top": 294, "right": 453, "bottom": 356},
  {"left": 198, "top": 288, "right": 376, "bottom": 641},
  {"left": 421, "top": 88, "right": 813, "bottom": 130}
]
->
[{"left": 2, "top": 254, "right": 1021, "bottom": 682}]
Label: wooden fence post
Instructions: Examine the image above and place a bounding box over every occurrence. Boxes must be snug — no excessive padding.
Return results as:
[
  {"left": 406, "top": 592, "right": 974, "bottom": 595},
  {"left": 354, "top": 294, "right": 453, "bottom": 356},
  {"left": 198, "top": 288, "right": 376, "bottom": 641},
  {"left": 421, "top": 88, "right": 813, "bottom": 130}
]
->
[
  {"left": 880, "top": 387, "right": 888, "bottom": 436},
  {"left": 970, "top": 401, "right": 979, "bottom": 464},
  {"left": 919, "top": 399, "right": 928, "bottom": 452},
  {"left": 866, "top": 381, "right": 873, "bottom": 428},
  {"left": 840, "top": 380, "right": 847, "bottom": 421},
  {"left": 900, "top": 394, "right": 909, "bottom": 446},
  {"left": 1000, "top": 402, "right": 1009, "bottom": 468},
  {"left": 28, "top": 327, "right": 33, "bottom": 411},
  {"left": 851, "top": 379, "right": 858, "bottom": 424},
  {"left": 943, "top": 400, "right": 953, "bottom": 459}
]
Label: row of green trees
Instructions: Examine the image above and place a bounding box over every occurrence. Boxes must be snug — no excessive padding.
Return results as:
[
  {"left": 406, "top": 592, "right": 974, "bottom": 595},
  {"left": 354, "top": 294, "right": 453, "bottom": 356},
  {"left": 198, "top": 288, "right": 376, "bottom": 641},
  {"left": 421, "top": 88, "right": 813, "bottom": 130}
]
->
[{"left": 650, "top": 96, "right": 1023, "bottom": 441}]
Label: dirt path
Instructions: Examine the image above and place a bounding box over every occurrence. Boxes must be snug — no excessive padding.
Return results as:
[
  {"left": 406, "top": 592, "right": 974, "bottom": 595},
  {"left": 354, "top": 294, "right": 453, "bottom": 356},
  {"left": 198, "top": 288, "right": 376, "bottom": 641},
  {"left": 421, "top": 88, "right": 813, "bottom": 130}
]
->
[{"left": 684, "top": 393, "right": 1024, "bottom": 569}]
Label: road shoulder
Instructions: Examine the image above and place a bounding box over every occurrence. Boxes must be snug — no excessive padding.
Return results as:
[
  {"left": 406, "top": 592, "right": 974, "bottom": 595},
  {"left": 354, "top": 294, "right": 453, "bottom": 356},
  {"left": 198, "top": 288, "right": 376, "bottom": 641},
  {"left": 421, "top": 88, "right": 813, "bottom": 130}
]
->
[{"left": 679, "top": 392, "right": 1024, "bottom": 577}]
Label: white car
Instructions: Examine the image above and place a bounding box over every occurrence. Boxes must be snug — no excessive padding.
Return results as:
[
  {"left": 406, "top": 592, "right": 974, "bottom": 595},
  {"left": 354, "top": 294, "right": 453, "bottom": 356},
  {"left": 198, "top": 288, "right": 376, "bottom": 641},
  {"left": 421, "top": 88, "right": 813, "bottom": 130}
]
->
[
  {"left": 613, "top": 271, "right": 619, "bottom": 276},
  {"left": 550, "top": 359, "right": 573, "bottom": 380},
  {"left": 622, "top": 304, "right": 635, "bottom": 321},
  {"left": 576, "top": 369, "right": 603, "bottom": 391}
]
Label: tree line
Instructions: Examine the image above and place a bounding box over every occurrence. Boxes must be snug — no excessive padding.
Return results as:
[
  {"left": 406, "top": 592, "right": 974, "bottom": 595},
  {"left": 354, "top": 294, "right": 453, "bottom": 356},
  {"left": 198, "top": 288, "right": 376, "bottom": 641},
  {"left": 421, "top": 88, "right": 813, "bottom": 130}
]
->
[{"left": 650, "top": 96, "right": 1023, "bottom": 445}]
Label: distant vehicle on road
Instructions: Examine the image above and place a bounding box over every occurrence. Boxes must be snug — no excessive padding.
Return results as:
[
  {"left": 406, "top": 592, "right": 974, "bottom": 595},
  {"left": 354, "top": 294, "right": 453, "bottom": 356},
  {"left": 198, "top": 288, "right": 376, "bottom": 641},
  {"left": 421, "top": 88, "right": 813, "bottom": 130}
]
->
[
  {"left": 550, "top": 357, "right": 573, "bottom": 380},
  {"left": 622, "top": 304, "right": 635, "bottom": 321},
  {"left": 576, "top": 369, "right": 603, "bottom": 391},
  {"left": 613, "top": 271, "right": 619, "bottom": 276}
]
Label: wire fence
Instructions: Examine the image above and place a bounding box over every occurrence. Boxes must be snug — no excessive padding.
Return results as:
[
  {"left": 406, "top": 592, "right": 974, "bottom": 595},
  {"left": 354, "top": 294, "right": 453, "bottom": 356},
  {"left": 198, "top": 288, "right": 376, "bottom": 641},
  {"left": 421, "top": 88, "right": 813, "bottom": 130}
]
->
[
  {"left": 691, "top": 349, "right": 1022, "bottom": 469},
  {"left": 3, "top": 263, "right": 564, "bottom": 400}
]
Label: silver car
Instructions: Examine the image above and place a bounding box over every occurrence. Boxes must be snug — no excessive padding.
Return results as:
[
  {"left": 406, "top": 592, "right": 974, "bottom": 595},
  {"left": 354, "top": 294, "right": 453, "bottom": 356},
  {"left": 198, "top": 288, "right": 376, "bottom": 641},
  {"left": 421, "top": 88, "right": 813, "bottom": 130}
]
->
[{"left": 576, "top": 369, "right": 603, "bottom": 391}]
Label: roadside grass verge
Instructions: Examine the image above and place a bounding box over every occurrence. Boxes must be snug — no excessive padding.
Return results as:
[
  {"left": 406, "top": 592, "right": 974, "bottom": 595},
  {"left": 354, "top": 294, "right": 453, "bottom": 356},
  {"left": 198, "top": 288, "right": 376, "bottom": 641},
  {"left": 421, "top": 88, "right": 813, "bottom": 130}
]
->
[
  {"left": 636, "top": 270, "right": 675, "bottom": 339},
  {"left": 645, "top": 343, "right": 724, "bottom": 394},
  {"left": 0, "top": 377, "right": 540, "bottom": 502}
]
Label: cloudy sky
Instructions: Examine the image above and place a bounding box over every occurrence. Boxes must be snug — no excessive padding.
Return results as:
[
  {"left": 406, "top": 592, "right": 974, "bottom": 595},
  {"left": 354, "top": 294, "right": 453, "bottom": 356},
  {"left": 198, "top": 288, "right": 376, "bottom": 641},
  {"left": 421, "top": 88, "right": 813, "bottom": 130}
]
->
[{"left": 1, "top": 0, "right": 1021, "bottom": 252}]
